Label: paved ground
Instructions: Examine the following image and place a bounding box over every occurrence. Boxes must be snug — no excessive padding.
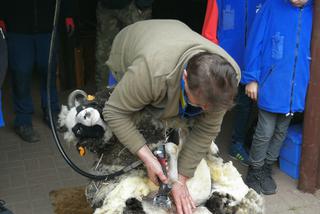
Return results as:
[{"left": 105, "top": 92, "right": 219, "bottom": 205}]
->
[{"left": 1, "top": 79, "right": 319, "bottom": 214}]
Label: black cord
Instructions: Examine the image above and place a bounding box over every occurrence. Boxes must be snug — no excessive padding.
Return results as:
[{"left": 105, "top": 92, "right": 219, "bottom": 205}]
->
[{"left": 47, "top": 0, "right": 141, "bottom": 180}]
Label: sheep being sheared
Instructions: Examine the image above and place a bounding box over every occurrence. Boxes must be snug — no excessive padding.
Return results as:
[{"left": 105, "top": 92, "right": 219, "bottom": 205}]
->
[
  {"left": 58, "top": 89, "right": 263, "bottom": 213},
  {"left": 92, "top": 159, "right": 212, "bottom": 214},
  {"left": 87, "top": 138, "right": 264, "bottom": 214}
]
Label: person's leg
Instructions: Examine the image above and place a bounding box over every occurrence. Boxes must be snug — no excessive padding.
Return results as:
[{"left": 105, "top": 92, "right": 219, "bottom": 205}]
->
[
  {"left": 261, "top": 114, "right": 292, "bottom": 195},
  {"left": 7, "top": 33, "right": 39, "bottom": 142},
  {"left": 35, "top": 33, "right": 60, "bottom": 125},
  {"left": 245, "top": 109, "right": 277, "bottom": 193},
  {"left": 119, "top": 1, "right": 152, "bottom": 26},
  {"left": 266, "top": 114, "right": 293, "bottom": 163},
  {"left": 95, "top": 3, "right": 120, "bottom": 90},
  {"left": 229, "top": 84, "right": 253, "bottom": 164}
]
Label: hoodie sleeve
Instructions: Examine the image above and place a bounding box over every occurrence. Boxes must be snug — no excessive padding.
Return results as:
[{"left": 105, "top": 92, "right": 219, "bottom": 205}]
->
[
  {"left": 103, "top": 59, "right": 164, "bottom": 154},
  {"left": 241, "top": 1, "right": 271, "bottom": 84}
]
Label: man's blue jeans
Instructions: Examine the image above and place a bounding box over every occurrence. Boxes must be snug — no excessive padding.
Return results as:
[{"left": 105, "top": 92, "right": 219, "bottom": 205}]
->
[
  {"left": 231, "top": 84, "right": 254, "bottom": 145},
  {"left": 7, "top": 33, "right": 59, "bottom": 126}
]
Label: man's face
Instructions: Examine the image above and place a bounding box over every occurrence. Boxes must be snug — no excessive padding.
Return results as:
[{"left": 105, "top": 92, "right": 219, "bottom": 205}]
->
[
  {"left": 290, "top": 0, "right": 308, "bottom": 7},
  {"left": 183, "top": 70, "right": 209, "bottom": 111}
]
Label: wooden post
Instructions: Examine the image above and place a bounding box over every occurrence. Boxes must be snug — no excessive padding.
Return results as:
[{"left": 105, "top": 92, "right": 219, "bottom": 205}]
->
[
  {"left": 74, "top": 46, "right": 85, "bottom": 88},
  {"left": 298, "top": 0, "right": 320, "bottom": 193}
]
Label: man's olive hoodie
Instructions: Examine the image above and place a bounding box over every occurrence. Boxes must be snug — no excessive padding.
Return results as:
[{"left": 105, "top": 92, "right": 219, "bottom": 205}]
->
[{"left": 103, "top": 19, "right": 240, "bottom": 177}]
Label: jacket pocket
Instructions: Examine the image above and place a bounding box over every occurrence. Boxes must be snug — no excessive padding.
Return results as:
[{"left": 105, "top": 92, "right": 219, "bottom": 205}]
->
[
  {"left": 259, "top": 65, "right": 275, "bottom": 88},
  {"left": 222, "top": 5, "right": 235, "bottom": 30},
  {"left": 271, "top": 32, "right": 284, "bottom": 60}
]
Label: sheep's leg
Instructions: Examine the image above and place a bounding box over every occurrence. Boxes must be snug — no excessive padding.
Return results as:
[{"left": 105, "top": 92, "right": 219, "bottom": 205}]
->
[
  {"left": 165, "top": 142, "right": 179, "bottom": 183},
  {"left": 165, "top": 128, "right": 188, "bottom": 184},
  {"left": 206, "top": 141, "right": 222, "bottom": 163}
]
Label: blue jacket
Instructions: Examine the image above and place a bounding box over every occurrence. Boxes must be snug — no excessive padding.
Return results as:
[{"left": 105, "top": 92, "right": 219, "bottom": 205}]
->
[
  {"left": 242, "top": 0, "right": 313, "bottom": 114},
  {"left": 216, "top": 0, "right": 266, "bottom": 70},
  {"left": 0, "top": 91, "right": 4, "bottom": 127}
]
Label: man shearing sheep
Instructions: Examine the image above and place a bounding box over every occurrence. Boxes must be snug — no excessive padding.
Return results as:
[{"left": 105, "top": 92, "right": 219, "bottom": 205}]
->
[{"left": 103, "top": 19, "right": 240, "bottom": 214}]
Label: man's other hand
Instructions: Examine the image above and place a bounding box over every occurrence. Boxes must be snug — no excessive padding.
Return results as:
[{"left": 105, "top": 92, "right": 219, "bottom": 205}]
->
[{"left": 172, "top": 174, "right": 196, "bottom": 214}]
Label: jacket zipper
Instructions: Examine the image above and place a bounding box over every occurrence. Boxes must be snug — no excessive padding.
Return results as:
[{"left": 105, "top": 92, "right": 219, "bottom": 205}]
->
[
  {"left": 288, "top": 8, "right": 303, "bottom": 116},
  {"left": 33, "top": 0, "right": 38, "bottom": 32},
  {"left": 244, "top": 0, "right": 248, "bottom": 47}
]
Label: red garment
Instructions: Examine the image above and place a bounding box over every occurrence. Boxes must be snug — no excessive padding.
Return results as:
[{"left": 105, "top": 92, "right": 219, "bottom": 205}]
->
[
  {"left": 0, "top": 20, "right": 6, "bottom": 32},
  {"left": 65, "top": 17, "right": 75, "bottom": 36},
  {"left": 201, "top": 0, "right": 218, "bottom": 44}
]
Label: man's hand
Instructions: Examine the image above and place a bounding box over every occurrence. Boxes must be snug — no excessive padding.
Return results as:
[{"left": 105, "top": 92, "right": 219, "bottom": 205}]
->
[
  {"left": 137, "top": 145, "right": 168, "bottom": 185},
  {"left": 65, "top": 17, "right": 75, "bottom": 37},
  {"left": 245, "top": 81, "right": 258, "bottom": 101},
  {"left": 171, "top": 174, "right": 196, "bottom": 214}
]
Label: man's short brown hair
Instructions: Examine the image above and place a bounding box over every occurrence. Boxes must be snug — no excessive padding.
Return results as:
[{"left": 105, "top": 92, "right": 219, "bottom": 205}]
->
[{"left": 186, "top": 52, "right": 238, "bottom": 111}]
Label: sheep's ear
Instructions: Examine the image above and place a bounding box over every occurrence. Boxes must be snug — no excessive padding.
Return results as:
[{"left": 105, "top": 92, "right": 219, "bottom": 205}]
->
[
  {"left": 74, "top": 97, "right": 86, "bottom": 107},
  {"left": 68, "top": 90, "right": 88, "bottom": 108}
]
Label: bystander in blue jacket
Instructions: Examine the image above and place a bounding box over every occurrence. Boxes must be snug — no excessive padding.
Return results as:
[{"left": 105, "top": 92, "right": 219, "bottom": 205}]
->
[
  {"left": 243, "top": 0, "right": 313, "bottom": 195},
  {"left": 215, "top": 0, "right": 266, "bottom": 164}
]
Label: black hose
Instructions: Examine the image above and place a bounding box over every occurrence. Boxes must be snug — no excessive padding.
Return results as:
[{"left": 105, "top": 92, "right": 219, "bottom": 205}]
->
[{"left": 47, "top": 0, "right": 141, "bottom": 180}]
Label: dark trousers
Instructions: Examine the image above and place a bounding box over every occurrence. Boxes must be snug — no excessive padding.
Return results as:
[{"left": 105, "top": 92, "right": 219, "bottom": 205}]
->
[
  {"left": 231, "top": 84, "right": 254, "bottom": 145},
  {"left": 249, "top": 109, "right": 292, "bottom": 168},
  {"left": 7, "top": 33, "right": 59, "bottom": 126}
]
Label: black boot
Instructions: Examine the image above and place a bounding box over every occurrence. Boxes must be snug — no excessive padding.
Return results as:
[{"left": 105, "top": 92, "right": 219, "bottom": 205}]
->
[
  {"left": 245, "top": 166, "right": 264, "bottom": 194},
  {"left": 261, "top": 163, "right": 277, "bottom": 195},
  {"left": 14, "top": 125, "right": 40, "bottom": 143}
]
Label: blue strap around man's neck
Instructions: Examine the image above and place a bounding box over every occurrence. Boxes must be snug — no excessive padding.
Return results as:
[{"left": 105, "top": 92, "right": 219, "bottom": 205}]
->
[{"left": 179, "top": 75, "right": 203, "bottom": 119}]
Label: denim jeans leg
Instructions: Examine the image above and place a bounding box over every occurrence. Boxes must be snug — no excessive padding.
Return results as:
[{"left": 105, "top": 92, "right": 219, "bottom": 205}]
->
[
  {"left": 35, "top": 33, "right": 60, "bottom": 116},
  {"left": 232, "top": 84, "right": 253, "bottom": 145},
  {"left": 249, "top": 109, "right": 277, "bottom": 168},
  {"left": 266, "top": 114, "right": 292, "bottom": 164},
  {"left": 7, "top": 33, "right": 35, "bottom": 126}
]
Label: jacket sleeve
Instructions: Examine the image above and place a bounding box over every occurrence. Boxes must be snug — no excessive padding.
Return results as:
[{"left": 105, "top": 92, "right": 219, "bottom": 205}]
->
[
  {"left": 178, "top": 110, "right": 226, "bottom": 177},
  {"left": 103, "top": 60, "right": 163, "bottom": 154},
  {"left": 201, "top": 0, "right": 219, "bottom": 44},
  {"left": 241, "top": 1, "right": 271, "bottom": 84}
]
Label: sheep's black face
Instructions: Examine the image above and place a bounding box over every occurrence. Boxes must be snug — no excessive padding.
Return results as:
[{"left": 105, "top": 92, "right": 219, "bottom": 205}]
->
[
  {"left": 123, "top": 198, "right": 146, "bottom": 214},
  {"left": 205, "top": 192, "right": 235, "bottom": 214}
]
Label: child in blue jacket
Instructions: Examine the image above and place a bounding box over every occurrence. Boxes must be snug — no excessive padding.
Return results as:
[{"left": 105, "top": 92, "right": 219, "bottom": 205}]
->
[
  {"left": 242, "top": 0, "right": 313, "bottom": 194},
  {"left": 214, "top": 0, "right": 266, "bottom": 164}
]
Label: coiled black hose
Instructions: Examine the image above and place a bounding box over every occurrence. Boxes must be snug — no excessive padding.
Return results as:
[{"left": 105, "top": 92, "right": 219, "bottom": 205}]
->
[{"left": 47, "top": 0, "right": 141, "bottom": 180}]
